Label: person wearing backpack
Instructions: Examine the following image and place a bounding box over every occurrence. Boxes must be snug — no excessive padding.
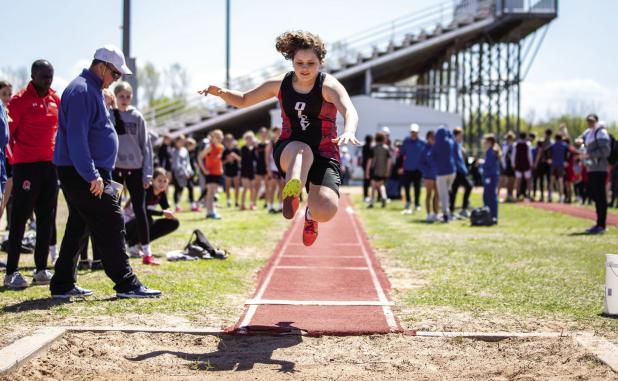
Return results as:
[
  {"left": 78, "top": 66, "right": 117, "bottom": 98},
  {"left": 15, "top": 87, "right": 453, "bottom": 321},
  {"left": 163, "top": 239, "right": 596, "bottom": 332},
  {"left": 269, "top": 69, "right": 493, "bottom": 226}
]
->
[
  {"left": 582, "top": 114, "right": 611, "bottom": 234},
  {"left": 511, "top": 132, "right": 533, "bottom": 201}
]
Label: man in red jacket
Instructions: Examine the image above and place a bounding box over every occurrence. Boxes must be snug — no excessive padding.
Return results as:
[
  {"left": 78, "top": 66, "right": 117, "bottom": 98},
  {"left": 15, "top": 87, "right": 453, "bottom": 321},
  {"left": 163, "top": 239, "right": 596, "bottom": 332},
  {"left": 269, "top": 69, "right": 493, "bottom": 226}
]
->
[{"left": 4, "top": 60, "right": 59, "bottom": 290}]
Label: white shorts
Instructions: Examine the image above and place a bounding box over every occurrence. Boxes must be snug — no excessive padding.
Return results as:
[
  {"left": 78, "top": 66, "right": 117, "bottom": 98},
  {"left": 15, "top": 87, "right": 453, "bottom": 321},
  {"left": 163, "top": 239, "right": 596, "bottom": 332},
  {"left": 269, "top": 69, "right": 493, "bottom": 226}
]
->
[{"left": 515, "top": 170, "right": 532, "bottom": 179}]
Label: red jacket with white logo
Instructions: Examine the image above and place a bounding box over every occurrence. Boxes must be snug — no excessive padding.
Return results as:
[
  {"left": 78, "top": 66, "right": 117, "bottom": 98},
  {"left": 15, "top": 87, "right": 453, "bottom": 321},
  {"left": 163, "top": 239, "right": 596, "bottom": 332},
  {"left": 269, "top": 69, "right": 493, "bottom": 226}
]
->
[{"left": 7, "top": 82, "right": 60, "bottom": 164}]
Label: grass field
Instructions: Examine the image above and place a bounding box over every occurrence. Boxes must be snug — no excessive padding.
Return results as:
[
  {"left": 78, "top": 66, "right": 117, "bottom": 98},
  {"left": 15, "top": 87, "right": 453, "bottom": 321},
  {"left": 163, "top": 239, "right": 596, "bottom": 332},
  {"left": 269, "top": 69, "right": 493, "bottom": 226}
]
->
[
  {"left": 1, "top": 186, "right": 617, "bottom": 349},
  {"left": 354, "top": 191, "right": 618, "bottom": 335}
]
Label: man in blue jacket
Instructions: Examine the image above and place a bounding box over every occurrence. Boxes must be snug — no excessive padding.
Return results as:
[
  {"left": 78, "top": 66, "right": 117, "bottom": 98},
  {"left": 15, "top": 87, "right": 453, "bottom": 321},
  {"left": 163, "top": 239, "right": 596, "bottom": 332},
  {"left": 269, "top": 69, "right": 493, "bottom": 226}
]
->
[
  {"left": 431, "top": 126, "right": 456, "bottom": 222},
  {"left": 449, "top": 127, "right": 473, "bottom": 217},
  {"left": 399, "top": 123, "right": 426, "bottom": 214},
  {"left": 50, "top": 45, "right": 161, "bottom": 299}
]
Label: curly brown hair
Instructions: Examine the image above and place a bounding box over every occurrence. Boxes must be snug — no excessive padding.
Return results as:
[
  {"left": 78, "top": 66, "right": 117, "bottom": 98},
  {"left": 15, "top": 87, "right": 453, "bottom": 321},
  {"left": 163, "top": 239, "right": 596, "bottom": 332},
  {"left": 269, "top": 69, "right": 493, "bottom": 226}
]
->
[{"left": 275, "top": 31, "right": 327, "bottom": 62}]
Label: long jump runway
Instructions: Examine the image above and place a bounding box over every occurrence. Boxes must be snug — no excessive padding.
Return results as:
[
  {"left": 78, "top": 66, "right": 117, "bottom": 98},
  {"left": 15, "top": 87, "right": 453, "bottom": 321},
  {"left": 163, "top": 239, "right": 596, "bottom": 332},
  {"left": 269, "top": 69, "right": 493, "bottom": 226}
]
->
[
  {"left": 231, "top": 194, "right": 403, "bottom": 336},
  {"left": 528, "top": 201, "right": 618, "bottom": 227}
]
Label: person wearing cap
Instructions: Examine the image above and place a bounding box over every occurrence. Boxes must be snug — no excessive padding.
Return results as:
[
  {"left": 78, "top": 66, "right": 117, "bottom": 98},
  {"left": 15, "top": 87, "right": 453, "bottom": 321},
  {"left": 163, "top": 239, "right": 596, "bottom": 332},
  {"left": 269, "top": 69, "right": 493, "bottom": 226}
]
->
[
  {"left": 51, "top": 45, "right": 161, "bottom": 299},
  {"left": 4, "top": 60, "right": 59, "bottom": 290},
  {"left": 399, "top": 123, "right": 426, "bottom": 214},
  {"left": 582, "top": 113, "right": 610, "bottom": 234}
]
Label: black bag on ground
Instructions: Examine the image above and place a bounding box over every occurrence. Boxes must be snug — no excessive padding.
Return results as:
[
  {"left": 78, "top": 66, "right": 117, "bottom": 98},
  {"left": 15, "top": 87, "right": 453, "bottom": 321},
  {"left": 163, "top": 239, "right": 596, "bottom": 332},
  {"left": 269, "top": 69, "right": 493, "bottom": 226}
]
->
[
  {"left": 470, "top": 207, "right": 494, "bottom": 226},
  {"left": 185, "top": 229, "right": 228, "bottom": 260}
]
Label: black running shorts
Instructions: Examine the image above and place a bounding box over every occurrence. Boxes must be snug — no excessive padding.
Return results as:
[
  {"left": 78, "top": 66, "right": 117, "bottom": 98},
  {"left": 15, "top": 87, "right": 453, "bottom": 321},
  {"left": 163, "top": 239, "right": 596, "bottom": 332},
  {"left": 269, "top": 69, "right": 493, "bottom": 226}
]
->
[{"left": 274, "top": 139, "right": 341, "bottom": 197}]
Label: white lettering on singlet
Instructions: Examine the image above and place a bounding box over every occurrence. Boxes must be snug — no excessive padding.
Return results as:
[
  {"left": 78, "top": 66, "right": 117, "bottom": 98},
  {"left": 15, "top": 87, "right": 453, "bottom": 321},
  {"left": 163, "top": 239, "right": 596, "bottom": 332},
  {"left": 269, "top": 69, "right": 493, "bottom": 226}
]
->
[{"left": 294, "top": 102, "right": 310, "bottom": 131}]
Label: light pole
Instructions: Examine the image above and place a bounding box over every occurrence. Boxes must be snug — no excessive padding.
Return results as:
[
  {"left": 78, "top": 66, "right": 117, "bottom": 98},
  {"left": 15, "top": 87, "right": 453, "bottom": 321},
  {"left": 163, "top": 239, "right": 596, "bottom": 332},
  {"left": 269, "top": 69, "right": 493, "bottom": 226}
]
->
[
  {"left": 226, "top": 0, "right": 230, "bottom": 89},
  {"left": 123, "top": 0, "right": 138, "bottom": 105}
]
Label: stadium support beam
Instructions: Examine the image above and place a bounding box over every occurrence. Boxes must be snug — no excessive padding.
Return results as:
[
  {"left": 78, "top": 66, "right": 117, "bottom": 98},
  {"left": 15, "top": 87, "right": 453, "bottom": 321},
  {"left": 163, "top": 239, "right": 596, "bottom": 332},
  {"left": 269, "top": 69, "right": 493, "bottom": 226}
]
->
[
  {"left": 122, "top": 0, "right": 138, "bottom": 106},
  {"left": 364, "top": 69, "right": 372, "bottom": 95}
]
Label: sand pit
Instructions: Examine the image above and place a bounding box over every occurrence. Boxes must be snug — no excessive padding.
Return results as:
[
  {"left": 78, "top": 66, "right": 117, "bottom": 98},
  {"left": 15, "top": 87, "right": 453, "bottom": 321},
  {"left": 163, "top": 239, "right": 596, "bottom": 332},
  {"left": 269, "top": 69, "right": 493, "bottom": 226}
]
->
[{"left": 4, "top": 331, "right": 616, "bottom": 380}]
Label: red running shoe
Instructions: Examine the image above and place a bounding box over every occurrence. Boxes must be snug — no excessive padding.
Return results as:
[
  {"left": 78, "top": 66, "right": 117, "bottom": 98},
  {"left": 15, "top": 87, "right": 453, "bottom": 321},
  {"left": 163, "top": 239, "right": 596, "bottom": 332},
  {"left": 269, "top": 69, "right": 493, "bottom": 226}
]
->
[
  {"left": 282, "top": 178, "right": 301, "bottom": 220},
  {"left": 142, "top": 255, "right": 160, "bottom": 266},
  {"left": 302, "top": 211, "right": 319, "bottom": 247}
]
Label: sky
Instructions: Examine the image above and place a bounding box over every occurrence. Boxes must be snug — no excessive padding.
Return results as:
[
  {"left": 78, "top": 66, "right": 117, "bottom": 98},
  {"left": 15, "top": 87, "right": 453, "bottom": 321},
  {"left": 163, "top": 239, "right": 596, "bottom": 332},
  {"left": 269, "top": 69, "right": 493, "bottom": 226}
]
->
[{"left": 1, "top": 0, "right": 617, "bottom": 123}]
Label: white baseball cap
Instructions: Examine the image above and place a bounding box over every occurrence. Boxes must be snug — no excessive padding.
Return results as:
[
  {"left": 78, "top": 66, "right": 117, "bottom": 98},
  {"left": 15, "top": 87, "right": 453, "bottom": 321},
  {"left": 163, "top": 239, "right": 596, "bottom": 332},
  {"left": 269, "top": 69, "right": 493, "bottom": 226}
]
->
[
  {"left": 381, "top": 126, "right": 391, "bottom": 134},
  {"left": 94, "top": 44, "right": 132, "bottom": 75},
  {"left": 409, "top": 123, "right": 420, "bottom": 133}
]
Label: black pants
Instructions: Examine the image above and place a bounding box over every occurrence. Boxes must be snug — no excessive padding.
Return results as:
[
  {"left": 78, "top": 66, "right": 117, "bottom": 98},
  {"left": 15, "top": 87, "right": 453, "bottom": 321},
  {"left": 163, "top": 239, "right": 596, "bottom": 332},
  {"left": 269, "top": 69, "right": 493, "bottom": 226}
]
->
[
  {"left": 401, "top": 170, "right": 422, "bottom": 207},
  {"left": 588, "top": 171, "right": 607, "bottom": 228},
  {"left": 126, "top": 216, "right": 179, "bottom": 247},
  {"left": 6, "top": 162, "right": 58, "bottom": 274},
  {"left": 450, "top": 171, "right": 473, "bottom": 211},
  {"left": 50, "top": 166, "right": 141, "bottom": 294},
  {"left": 186, "top": 178, "right": 195, "bottom": 203},
  {"left": 79, "top": 233, "right": 101, "bottom": 261},
  {"left": 173, "top": 177, "right": 185, "bottom": 205},
  {"left": 113, "top": 168, "right": 149, "bottom": 246}
]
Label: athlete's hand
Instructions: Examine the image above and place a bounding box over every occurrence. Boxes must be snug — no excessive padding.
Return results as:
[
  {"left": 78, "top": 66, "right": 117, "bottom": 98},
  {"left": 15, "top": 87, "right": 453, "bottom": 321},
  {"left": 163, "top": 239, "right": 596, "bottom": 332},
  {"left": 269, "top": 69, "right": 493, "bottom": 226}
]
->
[
  {"left": 198, "top": 86, "right": 222, "bottom": 97},
  {"left": 332, "top": 131, "right": 360, "bottom": 146},
  {"left": 90, "top": 177, "right": 104, "bottom": 198},
  {"left": 163, "top": 209, "right": 175, "bottom": 219}
]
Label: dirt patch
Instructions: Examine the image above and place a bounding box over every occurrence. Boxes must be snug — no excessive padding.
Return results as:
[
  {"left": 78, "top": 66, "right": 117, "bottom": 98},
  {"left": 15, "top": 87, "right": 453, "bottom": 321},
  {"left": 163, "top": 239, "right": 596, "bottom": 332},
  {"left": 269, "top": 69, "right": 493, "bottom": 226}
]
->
[{"left": 4, "top": 332, "right": 616, "bottom": 380}]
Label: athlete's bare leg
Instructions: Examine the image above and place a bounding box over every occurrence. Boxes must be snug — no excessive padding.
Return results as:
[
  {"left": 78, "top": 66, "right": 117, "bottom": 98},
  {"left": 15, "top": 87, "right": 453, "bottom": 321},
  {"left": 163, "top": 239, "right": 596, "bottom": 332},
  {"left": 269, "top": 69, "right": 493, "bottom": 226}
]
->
[
  {"left": 279, "top": 141, "right": 314, "bottom": 188},
  {"left": 307, "top": 184, "right": 338, "bottom": 223},
  {"left": 233, "top": 176, "right": 240, "bottom": 206}
]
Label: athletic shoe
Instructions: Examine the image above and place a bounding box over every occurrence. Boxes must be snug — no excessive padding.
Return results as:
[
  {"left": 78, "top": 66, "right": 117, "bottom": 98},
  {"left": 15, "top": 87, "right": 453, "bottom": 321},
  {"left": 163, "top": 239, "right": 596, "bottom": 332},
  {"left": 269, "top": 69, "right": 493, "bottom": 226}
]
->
[
  {"left": 401, "top": 209, "right": 413, "bottom": 215},
  {"left": 367, "top": 203, "right": 374, "bottom": 209},
  {"left": 191, "top": 206, "right": 201, "bottom": 212},
  {"left": 381, "top": 199, "right": 387, "bottom": 208},
  {"left": 142, "top": 255, "right": 161, "bottom": 265},
  {"left": 3, "top": 272, "right": 28, "bottom": 290},
  {"left": 128, "top": 245, "right": 144, "bottom": 258},
  {"left": 249, "top": 204, "right": 257, "bottom": 211},
  {"left": 77, "top": 260, "right": 91, "bottom": 271},
  {"left": 206, "top": 212, "right": 222, "bottom": 220},
  {"left": 226, "top": 200, "right": 232, "bottom": 208},
  {"left": 364, "top": 197, "right": 371, "bottom": 203},
  {"left": 302, "top": 214, "right": 319, "bottom": 247},
  {"left": 442, "top": 214, "right": 450, "bottom": 223},
  {"left": 586, "top": 225, "right": 606, "bottom": 235},
  {"left": 415, "top": 206, "right": 422, "bottom": 212},
  {"left": 403, "top": 202, "right": 410, "bottom": 210},
  {"left": 459, "top": 209, "right": 470, "bottom": 218},
  {"left": 240, "top": 205, "right": 246, "bottom": 211},
  {"left": 175, "top": 206, "right": 182, "bottom": 213},
  {"left": 426, "top": 213, "right": 439, "bottom": 223},
  {"left": 91, "top": 260, "right": 104, "bottom": 271},
  {"left": 52, "top": 286, "right": 93, "bottom": 300},
  {"left": 0, "top": 260, "right": 5, "bottom": 268},
  {"left": 117, "top": 285, "right": 162, "bottom": 299},
  {"left": 32, "top": 269, "right": 53, "bottom": 286},
  {"left": 282, "top": 178, "right": 301, "bottom": 219}
]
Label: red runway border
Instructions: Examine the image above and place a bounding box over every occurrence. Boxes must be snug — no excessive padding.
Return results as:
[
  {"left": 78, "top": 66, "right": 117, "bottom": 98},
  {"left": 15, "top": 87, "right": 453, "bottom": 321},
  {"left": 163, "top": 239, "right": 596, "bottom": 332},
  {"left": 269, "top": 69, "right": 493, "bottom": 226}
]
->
[
  {"left": 230, "top": 194, "right": 403, "bottom": 336},
  {"left": 528, "top": 201, "right": 618, "bottom": 227}
]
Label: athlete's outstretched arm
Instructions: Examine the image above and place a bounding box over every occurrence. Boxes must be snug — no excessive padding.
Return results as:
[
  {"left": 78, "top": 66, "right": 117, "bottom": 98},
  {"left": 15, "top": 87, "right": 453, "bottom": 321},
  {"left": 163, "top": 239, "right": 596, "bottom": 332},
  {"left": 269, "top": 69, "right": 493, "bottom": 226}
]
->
[
  {"left": 198, "top": 75, "right": 283, "bottom": 109},
  {"left": 323, "top": 75, "right": 360, "bottom": 146}
]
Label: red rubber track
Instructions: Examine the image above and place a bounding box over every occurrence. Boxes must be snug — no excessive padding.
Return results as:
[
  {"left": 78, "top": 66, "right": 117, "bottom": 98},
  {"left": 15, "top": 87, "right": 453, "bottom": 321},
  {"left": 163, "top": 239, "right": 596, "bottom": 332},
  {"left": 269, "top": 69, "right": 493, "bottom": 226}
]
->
[
  {"left": 230, "top": 194, "right": 403, "bottom": 336},
  {"left": 528, "top": 201, "right": 618, "bottom": 227}
]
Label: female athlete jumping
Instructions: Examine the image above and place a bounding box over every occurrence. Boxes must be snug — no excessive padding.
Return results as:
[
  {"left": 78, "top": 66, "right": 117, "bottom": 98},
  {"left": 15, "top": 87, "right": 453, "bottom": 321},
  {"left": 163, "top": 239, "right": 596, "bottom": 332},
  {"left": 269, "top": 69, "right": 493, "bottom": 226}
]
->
[{"left": 199, "top": 30, "right": 359, "bottom": 246}]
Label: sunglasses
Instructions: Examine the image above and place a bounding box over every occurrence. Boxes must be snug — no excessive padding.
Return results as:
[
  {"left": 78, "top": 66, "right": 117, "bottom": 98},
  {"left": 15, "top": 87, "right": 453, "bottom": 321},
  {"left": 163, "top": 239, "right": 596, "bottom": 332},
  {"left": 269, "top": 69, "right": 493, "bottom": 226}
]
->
[{"left": 105, "top": 63, "right": 122, "bottom": 80}]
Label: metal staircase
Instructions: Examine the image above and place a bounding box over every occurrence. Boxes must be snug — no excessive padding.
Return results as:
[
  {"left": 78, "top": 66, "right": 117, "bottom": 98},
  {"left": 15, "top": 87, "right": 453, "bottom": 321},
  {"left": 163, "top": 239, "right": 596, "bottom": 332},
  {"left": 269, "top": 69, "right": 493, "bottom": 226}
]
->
[{"left": 145, "top": 0, "right": 557, "bottom": 146}]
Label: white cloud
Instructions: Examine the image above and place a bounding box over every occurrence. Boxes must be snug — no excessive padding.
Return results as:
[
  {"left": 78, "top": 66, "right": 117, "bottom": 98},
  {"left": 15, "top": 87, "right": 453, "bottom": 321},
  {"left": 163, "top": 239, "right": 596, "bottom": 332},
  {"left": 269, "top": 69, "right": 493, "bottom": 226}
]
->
[{"left": 522, "top": 78, "right": 618, "bottom": 123}]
